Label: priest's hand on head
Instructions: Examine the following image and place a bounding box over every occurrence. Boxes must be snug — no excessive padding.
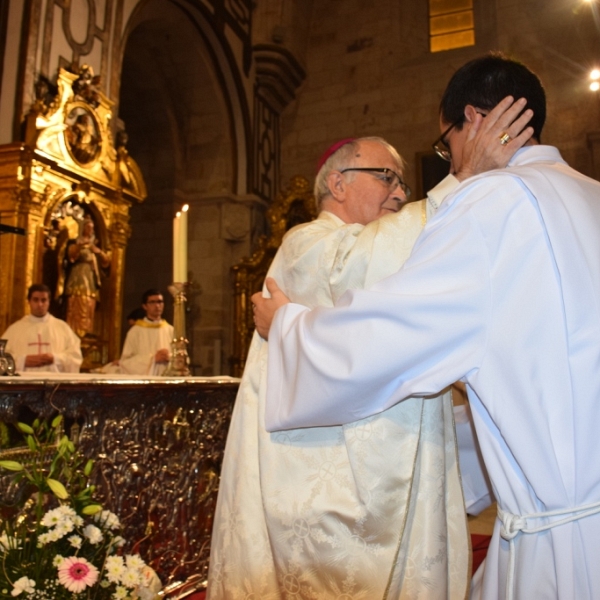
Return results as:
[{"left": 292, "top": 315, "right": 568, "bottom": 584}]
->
[
  {"left": 456, "top": 96, "right": 534, "bottom": 182},
  {"left": 252, "top": 278, "right": 290, "bottom": 340}
]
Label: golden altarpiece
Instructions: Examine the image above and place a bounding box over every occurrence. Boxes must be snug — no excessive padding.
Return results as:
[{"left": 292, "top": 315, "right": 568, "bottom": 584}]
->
[{"left": 0, "top": 67, "right": 146, "bottom": 367}]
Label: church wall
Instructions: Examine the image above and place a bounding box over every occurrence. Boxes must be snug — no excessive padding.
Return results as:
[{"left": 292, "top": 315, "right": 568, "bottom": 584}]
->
[
  {"left": 252, "top": 0, "right": 313, "bottom": 67},
  {"left": 279, "top": 0, "right": 600, "bottom": 194},
  {"left": 0, "top": 1, "right": 25, "bottom": 143}
]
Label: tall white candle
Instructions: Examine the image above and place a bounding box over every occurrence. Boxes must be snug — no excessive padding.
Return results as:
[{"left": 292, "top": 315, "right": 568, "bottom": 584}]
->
[
  {"left": 180, "top": 204, "right": 189, "bottom": 282},
  {"left": 173, "top": 210, "right": 181, "bottom": 283}
]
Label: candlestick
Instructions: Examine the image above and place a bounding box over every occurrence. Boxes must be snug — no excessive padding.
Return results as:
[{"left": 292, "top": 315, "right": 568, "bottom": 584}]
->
[{"left": 163, "top": 282, "right": 191, "bottom": 377}]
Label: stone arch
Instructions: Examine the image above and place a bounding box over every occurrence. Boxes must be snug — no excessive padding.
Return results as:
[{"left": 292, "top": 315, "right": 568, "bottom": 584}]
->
[{"left": 114, "top": 0, "right": 253, "bottom": 370}]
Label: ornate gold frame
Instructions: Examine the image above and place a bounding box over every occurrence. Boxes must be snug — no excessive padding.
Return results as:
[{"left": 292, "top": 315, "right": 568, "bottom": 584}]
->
[
  {"left": 230, "top": 175, "right": 317, "bottom": 376},
  {"left": 0, "top": 67, "right": 146, "bottom": 364}
]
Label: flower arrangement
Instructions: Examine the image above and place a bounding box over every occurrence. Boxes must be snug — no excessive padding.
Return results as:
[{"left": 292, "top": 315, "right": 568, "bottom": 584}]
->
[{"left": 0, "top": 416, "right": 161, "bottom": 599}]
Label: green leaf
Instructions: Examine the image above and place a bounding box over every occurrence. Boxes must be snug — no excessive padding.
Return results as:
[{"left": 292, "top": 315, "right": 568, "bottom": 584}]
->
[
  {"left": 46, "top": 478, "right": 69, "bottom": 499},
  {"left": 0, "top": 460, "right": 24, "bottom": 471},
  {"left": 51, "top": 414, "right": 63, "bottom": 428},
  {"left": 26, "top": 435, "right": 37, "bottom": 452},
  {"left": 81, "top": 504, "right": 102, "bottom": 515},
  {"left": 83, "top": 459, "right": 94, "bottom": 476},
  {"left": 33, "top": 418, "right": 40, "bottom": 429},
  {"left": 17, "top": 423, "right": 34, "bottom": 435}
]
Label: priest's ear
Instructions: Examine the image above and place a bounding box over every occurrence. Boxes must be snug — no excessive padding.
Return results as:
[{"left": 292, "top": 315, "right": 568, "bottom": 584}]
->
[{"left": 325, "top": 170, "right": 346, "bottom": 203}]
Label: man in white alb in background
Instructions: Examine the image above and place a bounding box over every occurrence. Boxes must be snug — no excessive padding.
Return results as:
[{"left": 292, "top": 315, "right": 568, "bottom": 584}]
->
[
  {"left": 119, "top": 289, "right": 174, "bottom": 375},
  {"left": 1, "top": 283, "right": 82, "bottom": 373},
  {"left": 208, "top": 97, "right": 531, "bottom": 599}
]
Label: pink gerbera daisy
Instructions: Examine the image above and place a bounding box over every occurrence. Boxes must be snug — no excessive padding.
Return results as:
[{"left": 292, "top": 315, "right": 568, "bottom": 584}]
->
[{"left": 57, "top": 556, "right": 99, "bottom": 592}]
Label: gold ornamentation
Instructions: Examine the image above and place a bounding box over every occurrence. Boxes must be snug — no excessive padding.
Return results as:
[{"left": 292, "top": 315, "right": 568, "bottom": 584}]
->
[{"left": 0, "top": 66, "right": 147, "bottom": 366}]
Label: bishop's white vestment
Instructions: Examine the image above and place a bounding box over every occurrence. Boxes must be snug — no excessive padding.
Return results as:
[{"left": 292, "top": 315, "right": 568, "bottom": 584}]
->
[
  {"left": 119, "top": 319, "right": 174, "bottom": 376},
  {"left": 208, "top": 179, "right": 470, "bottom": 599},
  {"left": 1, "top": 313, "right": 82, "bottom": 373},
  {"left": 266, "top": 146, "right": 600, "bottom": 600}
]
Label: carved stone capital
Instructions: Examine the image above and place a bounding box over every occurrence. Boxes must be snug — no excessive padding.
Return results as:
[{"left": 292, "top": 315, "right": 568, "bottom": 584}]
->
[{"left": 253, "top": 44, "right": 306, "bottom": 113}]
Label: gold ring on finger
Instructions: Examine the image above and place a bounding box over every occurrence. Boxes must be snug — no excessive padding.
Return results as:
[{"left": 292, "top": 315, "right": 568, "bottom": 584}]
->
[{"left": 499, "top": 132, "right": 511, "bottom": 145}]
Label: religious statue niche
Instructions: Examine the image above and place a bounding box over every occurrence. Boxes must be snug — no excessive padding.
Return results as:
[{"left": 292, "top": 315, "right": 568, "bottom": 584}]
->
[{"left": 45, "top": 198, "right": 110, "bottom": 338}]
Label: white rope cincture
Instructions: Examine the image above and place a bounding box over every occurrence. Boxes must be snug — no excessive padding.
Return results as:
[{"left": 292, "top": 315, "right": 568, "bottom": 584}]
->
[{"left": 498, "top": 500, "right": 600, "bottom": 600}]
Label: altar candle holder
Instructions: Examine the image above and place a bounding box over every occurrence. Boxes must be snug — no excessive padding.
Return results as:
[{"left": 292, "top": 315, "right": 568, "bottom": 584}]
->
[{"left": 163, "top": 282, "right": 191, "bottom": 377}]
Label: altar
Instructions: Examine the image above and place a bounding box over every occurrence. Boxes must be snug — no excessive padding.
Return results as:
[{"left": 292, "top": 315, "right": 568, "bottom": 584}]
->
[{"left": 0, "top": 374, "right": 239, "bottom": 591}]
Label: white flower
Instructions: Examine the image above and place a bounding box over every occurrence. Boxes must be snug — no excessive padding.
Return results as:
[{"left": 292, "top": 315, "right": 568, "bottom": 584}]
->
[
  {"left": 83, "top": 524, "right": 103, "bottom": 545},
  {"left": 57, "top": 506, "right": 77, "bottom": 519},
  {"left": 41, "top": 508, "right": 64, "bottom": 528},
  {"left": 68, "top": 535, "right": 82, "bottom": 548},
  {"left": 113, "top": 585, "right": 129, "bottom": 599},
  {"left": 120, "top": 567, "right": 141, "bottom": 588},
  {"left": 10, "top": 576, "right": 35, "bottom": 596},
  {"left": 53, "top": 554, "right": 65, "bottom": 567},
  {"left": 95, "top": 510, "right": 121, "bottom": 530},
  {"left": 110, "top": 535, "right": 126, "bottom": 548},
  {"left": 37, "top": 532, "right": 51, "bottom": 546},
  {"left": 0, "top": 533, "right": 19, "bottom": 551},
  {"left": 125, "top": 554, "right": 146, "bottom": 571},
  {"left": 104, "top": 555, "right": 125, "bottom": 583},
  {"left": 55, "top": 520, "right": 74, "bottom": 538}
]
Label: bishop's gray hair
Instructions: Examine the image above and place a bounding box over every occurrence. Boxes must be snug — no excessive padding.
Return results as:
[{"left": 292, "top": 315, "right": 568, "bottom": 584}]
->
[{"left": 313, "top": 137, "right": 406, "bottom": 207}]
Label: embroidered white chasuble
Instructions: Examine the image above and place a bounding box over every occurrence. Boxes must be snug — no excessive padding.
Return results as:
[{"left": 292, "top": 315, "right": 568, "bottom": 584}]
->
[
  {"left": 208, "top": 199, "right": 469, "bottom": 599},
  {"left": 1, "top": 313, "right": 82, "bottom": 373}
]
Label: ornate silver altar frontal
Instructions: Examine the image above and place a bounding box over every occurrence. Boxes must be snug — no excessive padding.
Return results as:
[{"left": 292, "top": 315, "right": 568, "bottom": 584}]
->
[{"left": 0, "top": 377, "right": 238, "bottom": 588}]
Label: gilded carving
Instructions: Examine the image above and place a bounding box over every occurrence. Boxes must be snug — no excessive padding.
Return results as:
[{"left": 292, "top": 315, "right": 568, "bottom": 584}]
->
[{"left": 0, "top": 65, "right": 146, "bottom": 362}]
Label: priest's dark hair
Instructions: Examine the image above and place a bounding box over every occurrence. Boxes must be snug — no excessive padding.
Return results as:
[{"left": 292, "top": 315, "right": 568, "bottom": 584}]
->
[
  {"left": 439, "top": 52, "right": 546, "bottom": 142},
  {"left": 27, "top": 283, "right": 51, "bottom": 299},
  {"left": 142, "top": 288, "right": 163, "bottom": 304}
]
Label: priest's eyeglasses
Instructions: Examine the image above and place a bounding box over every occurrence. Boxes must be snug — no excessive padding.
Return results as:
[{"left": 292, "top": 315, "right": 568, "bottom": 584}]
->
[
  {"left": 433, "top": 111, "right": 487, "bottom": 162},
  {"left": 340, "top": 167, "right": 411, "bottom": 198},
  {"left": 432, "top": 119, "right": 462, "bottom": 162}
]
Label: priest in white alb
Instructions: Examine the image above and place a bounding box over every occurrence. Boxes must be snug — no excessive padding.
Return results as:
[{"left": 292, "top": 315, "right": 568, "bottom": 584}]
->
[
  {"left": 208, "top": 99, "right": 531, "bottom": 600},
  {"left": 1, "top": 283, "right": 82, "bottom": 373},
  {"left": 119, "top": 289, "right": 174, "bottom": 376},
  {"left": 254, "top": 55, "right": 600, "bottom": 600}
]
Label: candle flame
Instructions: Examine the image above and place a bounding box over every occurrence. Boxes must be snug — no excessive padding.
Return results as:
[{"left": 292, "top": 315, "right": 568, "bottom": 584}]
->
[
  {"left": 182, "top": 204, "right": 189, "bottom": 212},
  {"left": 176, "top": 211, "right": 181, "bottom": 218}
]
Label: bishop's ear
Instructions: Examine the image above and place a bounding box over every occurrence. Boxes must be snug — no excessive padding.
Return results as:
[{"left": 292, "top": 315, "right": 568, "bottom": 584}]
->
[{"left": 326, "top": 170, "right": 346, "bottom": 202}]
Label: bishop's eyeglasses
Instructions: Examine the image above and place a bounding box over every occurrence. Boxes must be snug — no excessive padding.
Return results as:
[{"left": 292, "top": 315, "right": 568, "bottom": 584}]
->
[{"left": 340, "top": 167, "right": 411, "bottom": 198}]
